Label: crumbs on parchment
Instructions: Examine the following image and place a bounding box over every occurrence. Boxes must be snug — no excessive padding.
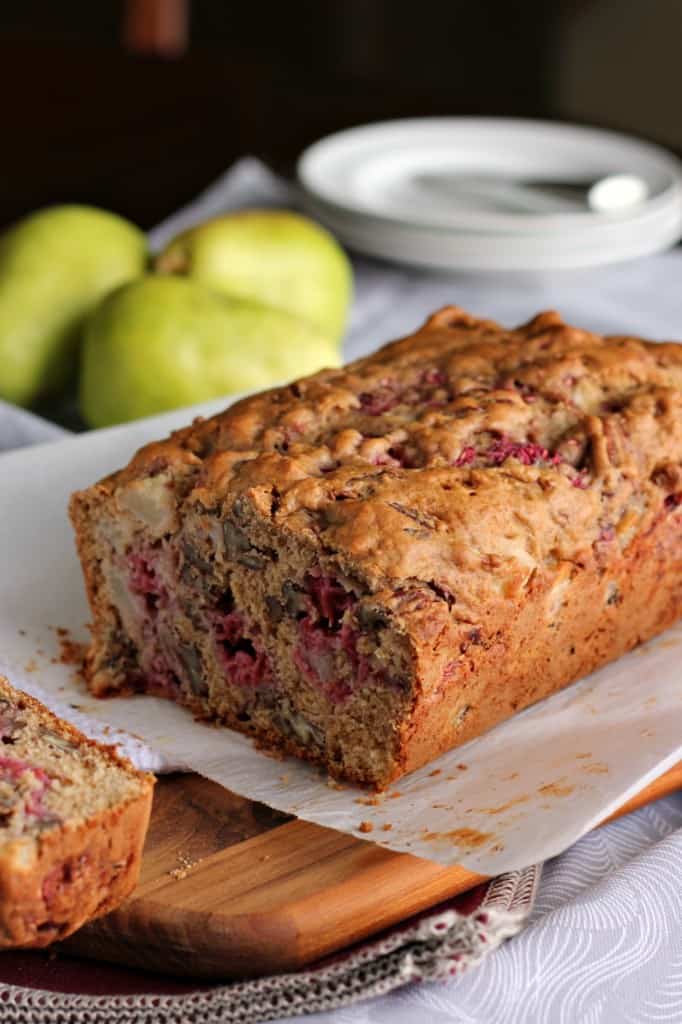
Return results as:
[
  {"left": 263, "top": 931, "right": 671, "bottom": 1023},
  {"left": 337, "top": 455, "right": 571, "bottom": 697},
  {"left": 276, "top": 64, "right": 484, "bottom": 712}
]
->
[
  {"left": 50, "top": 626, "right": 87, "bottom": 674},
  {"left": 355, "top": 793, "right": 383, "bottom": 806}
]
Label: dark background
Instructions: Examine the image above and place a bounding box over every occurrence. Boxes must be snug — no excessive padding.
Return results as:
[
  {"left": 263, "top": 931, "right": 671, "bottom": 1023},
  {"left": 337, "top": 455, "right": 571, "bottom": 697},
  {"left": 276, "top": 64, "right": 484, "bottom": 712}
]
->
[{"left": 1, "top": 0, "right": 679, "bottom": 230}]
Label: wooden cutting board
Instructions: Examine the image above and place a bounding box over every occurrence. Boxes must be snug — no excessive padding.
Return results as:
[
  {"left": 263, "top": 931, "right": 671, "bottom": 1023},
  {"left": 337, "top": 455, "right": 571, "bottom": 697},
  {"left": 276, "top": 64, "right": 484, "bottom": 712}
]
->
[{"left": 60, "top": 763, "right": 682, "bottom": 979}]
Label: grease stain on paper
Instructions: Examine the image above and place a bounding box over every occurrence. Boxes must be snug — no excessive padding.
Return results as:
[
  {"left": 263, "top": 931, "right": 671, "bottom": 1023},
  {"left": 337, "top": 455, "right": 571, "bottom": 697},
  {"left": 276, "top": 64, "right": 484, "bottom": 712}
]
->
[
  {"left": 538, "top": 781, "right": 575, "bottom": 798},
  {"left": 422, "top": 828, "right": 494, "bottom": 849},
  {"left": 477, "top": 794, "right": 530, "bottom": 815},
  {"left": 581, "top": 761, "right": 609, "bottom": 775}
]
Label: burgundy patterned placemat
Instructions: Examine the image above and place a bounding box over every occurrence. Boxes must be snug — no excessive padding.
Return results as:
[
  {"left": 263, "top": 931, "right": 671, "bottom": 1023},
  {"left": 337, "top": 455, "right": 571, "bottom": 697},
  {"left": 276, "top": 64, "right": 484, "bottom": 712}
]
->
[{"left": 0, "top": 866, "right": 538, "bottom": 1023}]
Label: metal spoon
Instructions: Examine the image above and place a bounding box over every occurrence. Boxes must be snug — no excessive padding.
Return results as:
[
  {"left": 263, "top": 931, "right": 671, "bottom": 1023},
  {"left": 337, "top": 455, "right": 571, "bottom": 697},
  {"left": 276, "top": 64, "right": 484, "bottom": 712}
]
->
[{"left": 414, "top": 172, "right": 649, "bottom": 215}]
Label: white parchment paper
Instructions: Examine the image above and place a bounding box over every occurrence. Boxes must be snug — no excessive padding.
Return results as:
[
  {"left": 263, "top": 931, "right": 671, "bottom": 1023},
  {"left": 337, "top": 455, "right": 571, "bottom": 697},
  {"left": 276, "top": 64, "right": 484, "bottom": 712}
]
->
[{"left": 1, "top": 408, "right": 681, "bottom": 876}]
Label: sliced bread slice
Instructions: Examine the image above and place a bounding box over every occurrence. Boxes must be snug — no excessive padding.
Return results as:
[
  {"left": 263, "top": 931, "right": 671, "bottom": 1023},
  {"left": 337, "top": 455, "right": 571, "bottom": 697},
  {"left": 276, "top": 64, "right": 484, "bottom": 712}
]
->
[{"left": 0, "top": 676, "right": 153, "bottom": 948}]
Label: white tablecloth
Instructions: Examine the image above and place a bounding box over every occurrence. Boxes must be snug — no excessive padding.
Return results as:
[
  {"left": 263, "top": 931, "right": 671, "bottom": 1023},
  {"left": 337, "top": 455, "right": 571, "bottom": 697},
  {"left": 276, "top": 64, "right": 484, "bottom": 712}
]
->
[{"left": 3, "top": 159, "right": 681, "bottom": 1022}]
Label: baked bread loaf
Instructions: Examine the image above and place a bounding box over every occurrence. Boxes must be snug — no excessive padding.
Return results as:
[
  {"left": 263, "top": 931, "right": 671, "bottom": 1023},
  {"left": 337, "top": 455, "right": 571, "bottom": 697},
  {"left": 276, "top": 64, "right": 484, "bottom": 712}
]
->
[
  {"left": 70, "top": 306, "right": 682, "bottom": 788},
  {"left": 0, "top": 676, "right": 153, "bottom": 947}
]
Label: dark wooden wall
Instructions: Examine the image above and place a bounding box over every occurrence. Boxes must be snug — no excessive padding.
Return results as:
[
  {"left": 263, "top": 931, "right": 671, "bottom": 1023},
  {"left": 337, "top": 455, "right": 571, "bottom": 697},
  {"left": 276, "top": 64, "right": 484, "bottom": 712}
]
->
[{"left": 0, "top": 1, "right": 675, "bottom": 229}]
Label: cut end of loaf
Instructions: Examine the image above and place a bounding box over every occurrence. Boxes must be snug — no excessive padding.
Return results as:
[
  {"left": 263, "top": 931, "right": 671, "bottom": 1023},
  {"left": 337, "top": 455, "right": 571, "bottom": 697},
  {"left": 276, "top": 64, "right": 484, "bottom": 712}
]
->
[{"left": 72, "top": 486, "right": 417, "bottom": 788}]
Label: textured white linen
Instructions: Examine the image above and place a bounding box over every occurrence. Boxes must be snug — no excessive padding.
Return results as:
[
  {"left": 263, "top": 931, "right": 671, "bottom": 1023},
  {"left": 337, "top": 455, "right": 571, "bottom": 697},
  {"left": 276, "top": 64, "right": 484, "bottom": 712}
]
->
[{"left": 293, "top": 793, "right": 682, "bottom": 1024}]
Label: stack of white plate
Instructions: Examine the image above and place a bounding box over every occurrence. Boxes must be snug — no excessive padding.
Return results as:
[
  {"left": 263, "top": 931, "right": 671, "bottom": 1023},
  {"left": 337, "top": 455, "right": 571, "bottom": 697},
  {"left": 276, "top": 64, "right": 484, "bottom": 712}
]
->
[{"left": 297, "top": 118, "right": 682, "bottom": 272}]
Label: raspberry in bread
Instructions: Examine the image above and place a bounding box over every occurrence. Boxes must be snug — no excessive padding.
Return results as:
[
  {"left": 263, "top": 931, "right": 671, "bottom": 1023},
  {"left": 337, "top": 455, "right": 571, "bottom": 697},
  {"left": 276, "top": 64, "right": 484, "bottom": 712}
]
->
[
  {"left": 0, "top": 676, "right": 153, "bottom": 947},
  {"left": 70, "top": 306, "right": 682, "bottom": 788}
]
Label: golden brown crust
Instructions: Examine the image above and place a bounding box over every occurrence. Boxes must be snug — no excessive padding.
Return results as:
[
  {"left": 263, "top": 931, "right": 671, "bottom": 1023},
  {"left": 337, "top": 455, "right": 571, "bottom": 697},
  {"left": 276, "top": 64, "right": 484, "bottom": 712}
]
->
[
  {"left": 0, "top": 678, "right": 154, "bottom": 947},
  {"left": 70, "top": 306, "right": 682, "bottom": 786},
  {"left": 0, "top": 789, "right": 152, "bottom": 948},
  {"left": 395, "top": 506, "right": 682, "bottom": 782}
]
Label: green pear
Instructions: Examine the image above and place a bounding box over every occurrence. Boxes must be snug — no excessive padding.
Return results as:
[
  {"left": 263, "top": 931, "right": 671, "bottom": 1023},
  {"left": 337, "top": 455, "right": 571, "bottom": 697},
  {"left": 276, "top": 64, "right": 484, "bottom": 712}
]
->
[
  {"left": 155, "top": 209, "right": 352, "bottom": 342},
  {"left": 80, "top": 276, "right": 340, "bottom": 428},
  {"left": 0, "top": 205, "right": 146, "bottom": 405}
]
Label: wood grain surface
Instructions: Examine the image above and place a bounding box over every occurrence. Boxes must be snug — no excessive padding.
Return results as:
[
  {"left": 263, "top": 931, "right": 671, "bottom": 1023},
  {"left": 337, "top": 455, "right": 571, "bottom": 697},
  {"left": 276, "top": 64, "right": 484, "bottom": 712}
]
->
[{"left": 62, "top": 762, "right": 682, "bottom": 978}]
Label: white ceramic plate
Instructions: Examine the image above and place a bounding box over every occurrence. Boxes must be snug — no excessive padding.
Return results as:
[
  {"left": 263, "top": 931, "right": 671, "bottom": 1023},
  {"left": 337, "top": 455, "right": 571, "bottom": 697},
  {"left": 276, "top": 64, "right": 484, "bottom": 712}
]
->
[
  {"left": 298, "top": 118, "right": 682, "bottom": 270},
  {"left": 304, "top": 193, "right": 682, "bottom": 272}
]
